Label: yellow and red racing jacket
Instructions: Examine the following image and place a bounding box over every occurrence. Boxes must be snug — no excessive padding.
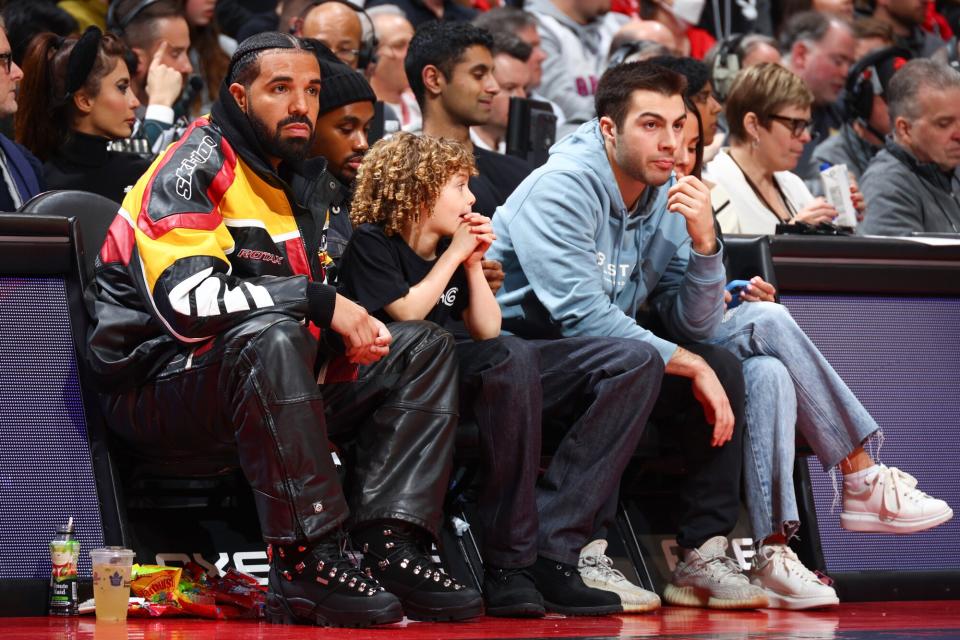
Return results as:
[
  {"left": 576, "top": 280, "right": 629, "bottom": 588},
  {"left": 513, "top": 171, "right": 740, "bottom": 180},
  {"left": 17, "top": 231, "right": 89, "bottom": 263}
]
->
[{"left": 87, "top": 113, "right": 341, "bottom": 389}]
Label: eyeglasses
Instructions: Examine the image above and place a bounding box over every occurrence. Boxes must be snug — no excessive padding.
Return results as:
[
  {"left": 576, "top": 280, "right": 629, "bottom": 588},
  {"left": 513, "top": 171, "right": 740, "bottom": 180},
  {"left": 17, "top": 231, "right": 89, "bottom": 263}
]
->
[
  {"left": 334, "top": 47, "right": 361, "bottom": 63},
  {"left": 0, "top": 52, "right": 12, "bottom": 74},
  {"left": 768, "top": 114, "right": 813, "bottom": 139}
]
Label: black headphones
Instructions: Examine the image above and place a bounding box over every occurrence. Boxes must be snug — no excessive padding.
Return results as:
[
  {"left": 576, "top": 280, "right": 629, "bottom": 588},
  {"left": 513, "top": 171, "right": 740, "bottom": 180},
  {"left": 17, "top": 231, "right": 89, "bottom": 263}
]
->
[
  {"left": 106, "top": 0, "right": 168, "bottom": 76},
  {"left": 843, "top": 46, "right": 911, "bottom": 128},
  {"left": 710, "top": 33, "right": 746, "bottom": 103},
  {"left": 294, "top": 0, "right": 379, "bottom": 69}
]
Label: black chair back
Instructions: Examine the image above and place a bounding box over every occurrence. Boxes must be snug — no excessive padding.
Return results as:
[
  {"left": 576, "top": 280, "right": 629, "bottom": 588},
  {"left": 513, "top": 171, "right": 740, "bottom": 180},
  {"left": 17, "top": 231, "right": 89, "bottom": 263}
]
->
[{"left": 19, "top": 190, "right": 121, "bottom": 281}]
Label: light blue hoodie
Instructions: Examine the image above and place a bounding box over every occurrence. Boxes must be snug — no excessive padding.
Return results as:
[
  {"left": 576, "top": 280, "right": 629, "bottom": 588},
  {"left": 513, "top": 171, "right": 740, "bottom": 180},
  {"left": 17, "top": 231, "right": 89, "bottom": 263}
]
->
[{"left": 488, "top": 119, "right": 727, "bottom": 364}]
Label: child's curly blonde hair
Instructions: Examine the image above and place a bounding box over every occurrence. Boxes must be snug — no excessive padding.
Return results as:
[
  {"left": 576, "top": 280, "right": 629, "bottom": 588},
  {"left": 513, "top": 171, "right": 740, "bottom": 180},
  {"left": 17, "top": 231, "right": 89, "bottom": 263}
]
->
[{"left": 350, "top": 133, "right": 478, "bottom": 236}]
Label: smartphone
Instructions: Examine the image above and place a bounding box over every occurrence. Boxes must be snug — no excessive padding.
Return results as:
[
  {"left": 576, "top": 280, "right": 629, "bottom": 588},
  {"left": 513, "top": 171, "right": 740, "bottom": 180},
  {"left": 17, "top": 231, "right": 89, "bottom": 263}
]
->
[{"left": 725, "top": 279, "right": 751, "bottom": 309}]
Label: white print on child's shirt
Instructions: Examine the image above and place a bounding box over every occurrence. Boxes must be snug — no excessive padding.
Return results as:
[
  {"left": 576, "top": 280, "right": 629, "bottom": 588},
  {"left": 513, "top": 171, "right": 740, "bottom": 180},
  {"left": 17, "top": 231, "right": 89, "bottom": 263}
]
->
[{"left": 440, "top": 287, "right": 459, "bottom": 307}]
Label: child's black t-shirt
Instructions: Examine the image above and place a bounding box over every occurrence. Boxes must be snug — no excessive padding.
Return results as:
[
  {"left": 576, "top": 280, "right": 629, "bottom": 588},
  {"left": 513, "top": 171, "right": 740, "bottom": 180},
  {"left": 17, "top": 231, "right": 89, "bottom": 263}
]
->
[{"left": 339, "top": 223, "right": 470, "bottom": 326}]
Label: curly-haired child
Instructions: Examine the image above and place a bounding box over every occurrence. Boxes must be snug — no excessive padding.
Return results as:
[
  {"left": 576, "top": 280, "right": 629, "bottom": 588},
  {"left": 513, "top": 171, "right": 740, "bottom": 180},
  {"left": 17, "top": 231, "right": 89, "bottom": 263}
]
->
[
  {"left": 340, "top": 132, "right": 500, "bottom": 339},
  {"left": 338, "top": 133, "right": 666, "bottom": 620}
]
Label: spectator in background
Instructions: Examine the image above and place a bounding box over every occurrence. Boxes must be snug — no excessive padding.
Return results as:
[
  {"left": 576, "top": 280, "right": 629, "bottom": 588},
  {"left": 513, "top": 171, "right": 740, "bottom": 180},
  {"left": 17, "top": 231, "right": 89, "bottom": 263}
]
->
[
  {"left": 294, "top": 0, "right": 365, "bottom": 70},
  {"left": 702, "top": 32, "right": 783, "bottom": 160},
  {"left": 780, "top": 11, "right": 856, "bottom": 184},
  {"left": 3, "top": 1, "right": 77, "bottom": 66},
  {"left": 108, "top": 0, "right": 194, "bottom": 154},
  {"left": 608, "top": 19, "right": 678, "bottom": 56},
  {"left": 812, "top": 46, "right": 910, "bottom": 183},
  {"left": 0, "top": 23, "right": 43, "bottom": 209},
  {"left": 869, "top": 0, "right": 946, "bottom": 57},
  {"left": 706, "top": 63, "right": 846, "bottom": 235},
  {"left": 58, "top": 0, "right": 108, "bottom": 31},
  {"left": 308, "top": 48, "right": 378, "bottom": 279},
  {"left": 472, "top": 8, "right": 566, "bottom": 129},
  {"left": 16, "top": 27, "right": 152, "bottom": 204},
  {"left": 406, "top": 21, "right": 533, "bottom": 217},
  {"left": 853, "top": 15, "right": 897, "bottom": 57},
  {"left": 185, "top": 0, "right": 229, "bottom": 116},
  {"left": 367, "top": 6, "right": 421, "bottom": 131},
  {"left": 860, "top": 59, "right": 960, "bottom": 235},
  {"left": 471, "top": 33, "right": 532, "bottom": 154},
  {"left": 704, "top": 34, "right": 782, "bottom": 95},
  {"left": 366, "top": 0, "right": 477, "bottom": 28},
  {"left": 638, "top": 1, "right": 716, "bottom": 59},
  {"left": 526, "top": 0, "right": 627, "bottom": 128}
]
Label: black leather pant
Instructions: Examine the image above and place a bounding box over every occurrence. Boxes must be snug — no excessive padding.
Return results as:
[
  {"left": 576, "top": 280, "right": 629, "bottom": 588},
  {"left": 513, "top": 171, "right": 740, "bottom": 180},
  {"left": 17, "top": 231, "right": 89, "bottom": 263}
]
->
[{"left": 103, "top": 315, "right": 458, "bottom": 544}]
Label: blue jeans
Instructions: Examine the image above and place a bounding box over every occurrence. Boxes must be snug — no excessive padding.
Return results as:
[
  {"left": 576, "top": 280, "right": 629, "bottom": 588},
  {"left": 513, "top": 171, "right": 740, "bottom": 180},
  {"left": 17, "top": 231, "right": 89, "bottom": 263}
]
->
[{"left": 707, "top": 302, "right": 879, "bottom": 541}]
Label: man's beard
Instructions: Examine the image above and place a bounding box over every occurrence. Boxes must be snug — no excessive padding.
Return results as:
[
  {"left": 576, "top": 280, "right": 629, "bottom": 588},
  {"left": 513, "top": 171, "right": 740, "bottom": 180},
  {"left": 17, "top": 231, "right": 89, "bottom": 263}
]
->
[{"left": 247, "top": 107, "right": 315, "bottom": 165}]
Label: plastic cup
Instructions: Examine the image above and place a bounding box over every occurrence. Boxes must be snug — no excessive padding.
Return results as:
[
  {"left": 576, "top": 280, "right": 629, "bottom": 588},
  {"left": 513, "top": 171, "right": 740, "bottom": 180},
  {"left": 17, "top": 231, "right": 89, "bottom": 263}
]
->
[{"left": 89, "top": 547, "right": 135, "bottom": 622}]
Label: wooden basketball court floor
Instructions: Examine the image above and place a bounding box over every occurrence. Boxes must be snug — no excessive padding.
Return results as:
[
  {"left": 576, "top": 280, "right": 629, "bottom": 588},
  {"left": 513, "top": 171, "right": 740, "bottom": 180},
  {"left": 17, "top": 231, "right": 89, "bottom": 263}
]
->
[{"left": 5, "top": 601, "right": 960, "bottom": 640}]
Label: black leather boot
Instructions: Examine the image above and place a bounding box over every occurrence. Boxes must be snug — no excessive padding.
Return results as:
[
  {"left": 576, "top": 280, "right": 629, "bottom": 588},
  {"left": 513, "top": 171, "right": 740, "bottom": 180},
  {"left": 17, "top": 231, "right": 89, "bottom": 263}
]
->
[
  {"left": 356, "top": 522, "right": 484, "bottom": 621},
  {"left": 483, "top": 566, "right": 545, "bottom": 618},
  {"left": 528, "top": 556, "right": 622, "bottom": 616},
  {"left": 266, "top": 534, "right": 404, "bottom": 627}
]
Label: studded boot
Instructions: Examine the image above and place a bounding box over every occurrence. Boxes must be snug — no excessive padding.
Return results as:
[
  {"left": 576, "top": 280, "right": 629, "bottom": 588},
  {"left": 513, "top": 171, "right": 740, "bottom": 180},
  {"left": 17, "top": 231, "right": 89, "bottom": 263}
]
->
[
  {"left": 265, "top": 533, "right": 403, "bottom": 627},
  {"left": 355, "top": 522, "right": 485, "bottom": 621}
]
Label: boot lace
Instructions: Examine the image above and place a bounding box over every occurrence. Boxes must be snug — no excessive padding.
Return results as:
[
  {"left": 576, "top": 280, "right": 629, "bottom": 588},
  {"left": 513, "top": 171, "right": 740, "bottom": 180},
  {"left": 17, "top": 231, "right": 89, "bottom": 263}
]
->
[
  {"left": 579, "top": 551, "right": 628, "bottom": 585},
  {"left": 368, "top": 526, "right": 467, "bottom": 591},
  {"left": 271, "top": 534, "right": 385, "bottom": 597}
]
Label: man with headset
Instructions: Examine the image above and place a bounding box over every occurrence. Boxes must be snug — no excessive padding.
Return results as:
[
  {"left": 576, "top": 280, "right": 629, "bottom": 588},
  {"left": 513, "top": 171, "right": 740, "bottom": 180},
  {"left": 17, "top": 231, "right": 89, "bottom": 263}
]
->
[
  {"left": 107, "top": 0, "right": 194, "bottom": 154},
  {"left": 859, "top": 58, "right": 960, "bottom": 235},
  {"left": 812, "top": 46, "right": 910, "bottom": 183},
  {"left": 293, "top": 0, "right": 371, "bottom": 72}
]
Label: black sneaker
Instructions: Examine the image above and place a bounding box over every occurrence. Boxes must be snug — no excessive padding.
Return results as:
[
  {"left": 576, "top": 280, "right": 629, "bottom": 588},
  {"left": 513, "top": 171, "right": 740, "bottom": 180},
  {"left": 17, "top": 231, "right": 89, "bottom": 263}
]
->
[
  {"left": 356, "top": 523, "right": 485, "bottom": 621},
  {"left": 265, "top": 535, "right": 404, "bottom": 628},
  {"left": 528, "top": 556, "right": 622, "bottom": 616},
  {"left": 483, "top": 566, "right": 545, "bottom": 618}
]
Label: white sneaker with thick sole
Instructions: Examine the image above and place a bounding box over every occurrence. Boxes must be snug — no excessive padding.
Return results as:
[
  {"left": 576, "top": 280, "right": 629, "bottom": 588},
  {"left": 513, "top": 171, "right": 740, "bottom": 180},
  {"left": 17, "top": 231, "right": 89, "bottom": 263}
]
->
[
  {"left": 750, "top": 544, "right": 838, "bottom": 610},
  {"left": 840, "top": 465, "right": 953, "bottom": 534},
  {"left": 578, "top": 539, "right": 660, "bottom": 613},
  {"left": 663, "top": 536, "right": 768, "bottom": 610}
]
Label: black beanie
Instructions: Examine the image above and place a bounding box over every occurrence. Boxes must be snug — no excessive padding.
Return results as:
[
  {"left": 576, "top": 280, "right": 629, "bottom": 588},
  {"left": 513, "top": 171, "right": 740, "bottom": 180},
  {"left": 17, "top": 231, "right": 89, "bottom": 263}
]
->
[{"left": 316, "top": 54, "right": 377, "bottom": 115}]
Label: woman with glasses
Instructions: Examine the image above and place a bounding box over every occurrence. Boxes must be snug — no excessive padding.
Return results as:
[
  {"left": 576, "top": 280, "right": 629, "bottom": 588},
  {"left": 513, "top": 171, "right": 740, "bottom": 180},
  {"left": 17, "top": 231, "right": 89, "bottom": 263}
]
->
[
  {"left": 706, "top": 62, "right": 846, "bottom": 235},
  {"left": 16, "top": 27, "right": 151, "bottom": 204}
]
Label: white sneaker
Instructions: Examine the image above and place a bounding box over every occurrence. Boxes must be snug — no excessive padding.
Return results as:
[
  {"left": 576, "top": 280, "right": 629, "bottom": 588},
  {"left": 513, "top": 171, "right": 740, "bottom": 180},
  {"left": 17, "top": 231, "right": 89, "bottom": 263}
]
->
[
  {"left": 578, "top": 540, "right": 660, "bottom": 613},
  {"left": 840, "top": 465, "right": 953, "bottom": 534},
  {"left": 750, "top": 544, "right": 838, "bottom": 610},
  {"left": 663, "top": 536, "right": 768, "bottom": 610}
]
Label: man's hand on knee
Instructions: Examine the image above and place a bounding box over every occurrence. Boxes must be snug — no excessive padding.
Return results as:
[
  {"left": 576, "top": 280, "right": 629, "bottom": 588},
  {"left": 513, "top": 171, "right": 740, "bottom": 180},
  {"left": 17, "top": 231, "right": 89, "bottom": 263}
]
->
[
  {"left": 666, "top": 347, "right": 735, "bottom": 447},
  {"left": 692, "top": 368, "right": 735, "bottom": 447}
]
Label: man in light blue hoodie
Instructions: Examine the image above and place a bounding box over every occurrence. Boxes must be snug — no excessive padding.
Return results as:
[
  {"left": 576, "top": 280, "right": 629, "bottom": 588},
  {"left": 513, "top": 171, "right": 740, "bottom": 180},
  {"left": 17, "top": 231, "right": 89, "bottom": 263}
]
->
[{"left": 488, "top": 61, "right": 768, "bottom": 610}]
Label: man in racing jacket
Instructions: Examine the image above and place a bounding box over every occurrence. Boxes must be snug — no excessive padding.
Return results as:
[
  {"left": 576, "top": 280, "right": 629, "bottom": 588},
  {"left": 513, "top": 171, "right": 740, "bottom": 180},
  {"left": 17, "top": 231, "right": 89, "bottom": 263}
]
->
[{"left": 86, "top": 32, "right": 482, "bottom": 628}]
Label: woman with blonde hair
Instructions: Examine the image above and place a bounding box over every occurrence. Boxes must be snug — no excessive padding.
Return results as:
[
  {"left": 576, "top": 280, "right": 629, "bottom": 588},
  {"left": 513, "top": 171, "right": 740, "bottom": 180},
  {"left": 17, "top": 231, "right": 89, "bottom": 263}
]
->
[{"left": 706, "top": 62, "right": 863, "bottom": 234}]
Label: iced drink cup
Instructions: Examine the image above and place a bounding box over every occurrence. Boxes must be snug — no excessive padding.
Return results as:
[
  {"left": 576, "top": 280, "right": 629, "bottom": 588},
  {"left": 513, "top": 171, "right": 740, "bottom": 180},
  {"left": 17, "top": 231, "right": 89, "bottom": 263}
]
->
[{"left": 89, "top": 548, "right": 135, "bottom": 622}]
